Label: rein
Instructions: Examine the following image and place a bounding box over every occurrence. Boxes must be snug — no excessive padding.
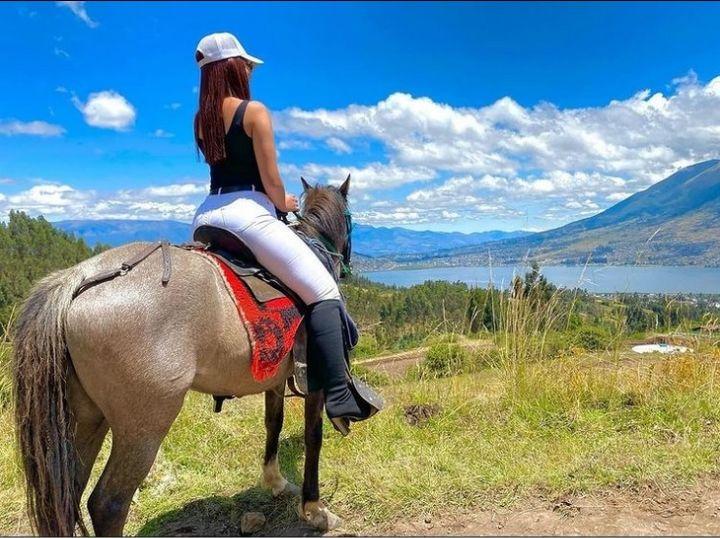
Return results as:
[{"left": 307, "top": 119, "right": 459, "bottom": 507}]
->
[{"left": 281, "top": 208, "right": 353, "bottom": 279}]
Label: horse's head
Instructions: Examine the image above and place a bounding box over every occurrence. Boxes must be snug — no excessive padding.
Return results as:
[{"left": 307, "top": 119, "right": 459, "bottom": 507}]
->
[{"left": 298, "top": 174, "right": 353, "bottom": 278}]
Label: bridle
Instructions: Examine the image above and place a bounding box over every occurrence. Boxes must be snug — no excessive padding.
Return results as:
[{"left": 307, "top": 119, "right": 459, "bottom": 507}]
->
[{"left": 279, "top": 207, "right": 353, "bottom": 279}]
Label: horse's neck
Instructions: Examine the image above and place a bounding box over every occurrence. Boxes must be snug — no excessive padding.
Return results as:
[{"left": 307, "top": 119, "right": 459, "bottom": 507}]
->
[{"left": 296, "top": 219, "right": 341, "bottom": 253}]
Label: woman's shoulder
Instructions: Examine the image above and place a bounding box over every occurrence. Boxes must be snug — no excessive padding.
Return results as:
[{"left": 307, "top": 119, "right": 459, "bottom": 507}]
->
[
  {"left": 244, "top": 101, "right": 272, "bottom": 128},
  {"left": 246, "top": 100, "right": 269, "bottom": 115}
]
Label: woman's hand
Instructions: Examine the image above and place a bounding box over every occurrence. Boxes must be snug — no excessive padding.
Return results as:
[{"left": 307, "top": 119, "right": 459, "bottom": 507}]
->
[{"left": 284, "top": 193, "right": 299, "bottom": 212}]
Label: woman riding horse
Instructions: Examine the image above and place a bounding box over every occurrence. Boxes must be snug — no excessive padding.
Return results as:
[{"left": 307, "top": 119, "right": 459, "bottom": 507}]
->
[
  {"left": 12, "top": 32, "right": 380, "bottom": 537},
  {"left": 191, "top": 32, "right": 375, "bottom": 435}
]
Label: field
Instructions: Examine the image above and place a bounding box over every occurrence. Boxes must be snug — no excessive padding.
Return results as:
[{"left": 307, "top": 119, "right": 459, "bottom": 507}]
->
[
  {"left": 3, "top": 219, "right": 720, "bottom": 535},
  {"left": 3, "top": 329, "right": 720, "bottom": 535}
]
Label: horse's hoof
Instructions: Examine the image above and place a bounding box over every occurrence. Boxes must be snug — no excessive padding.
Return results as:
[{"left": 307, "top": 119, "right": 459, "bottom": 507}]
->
[
  {"left": 264, "top": 475, "right": 300, "bottom": 497},
  {"left": 297, "top": 501, "right": 342, "bottom": 531},
  {"left": 276, "top": 479, "right": 301, "bottom": 497},
  {"left": 262, "top": 459, "right": 300, "bottom": 497}
]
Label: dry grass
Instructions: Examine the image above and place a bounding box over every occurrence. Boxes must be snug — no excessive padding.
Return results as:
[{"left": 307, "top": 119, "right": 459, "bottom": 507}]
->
[{"left": 1, "top": 290, "right": 720, "bottom": 535}]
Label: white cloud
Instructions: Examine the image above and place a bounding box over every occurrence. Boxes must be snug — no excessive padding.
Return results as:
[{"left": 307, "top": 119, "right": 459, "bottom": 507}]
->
[
  {"left": 278, "top": 139, "right": 312, "bottom": 150},
  {"left": 73, "top": 91, "right": 136, "bottom": 131},
  {"left": 275, "top": 75, "right": 720, "bottom": 217},
  {"left": 326, "top": 137, "right": 352, "bottom": 154},
  {"left": 282, "top": 162, "right": 437, "bottom": 192},
  {"left": 1, "top": 181, "right": 207, "bottom": 221},
  {"left": 56, "top": 1, "right": 98, "bottom": 28},
  {"left": 5, "top": 184, "right": 92, "bottom": 218},
  {"left": 0, "top": 120, "right": 66, "bottom": 137},
  {"left": 143, "top": 183, "right": 206, "bottom": 197},
  {"left": 53, "top": 47, "right": 70, "bottom": 58},
  {"left": 164, "top": 103, "right": 182, "bottom": 110},
  {"left": 152, "top": 129, "right": 174, "bottom": 138},
  {"left": 606, "top": 192, "right": 632, "bottom": 202}
]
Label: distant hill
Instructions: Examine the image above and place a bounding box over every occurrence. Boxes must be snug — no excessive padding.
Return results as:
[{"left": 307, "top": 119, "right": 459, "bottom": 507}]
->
[
  {"left": 378, "top": 160, "right": 720, "bottom": 268},
  {"left": 54, "top": 219, "right": 527, "bottom": 257},
  {"left": 352, "top": 224, "right": 527, "bottom": 257},
  {"left": 55, "top": 219, "right": 193, "bottom": 246}
]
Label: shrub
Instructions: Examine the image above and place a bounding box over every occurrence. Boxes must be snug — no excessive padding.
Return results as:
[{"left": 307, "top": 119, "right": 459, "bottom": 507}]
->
[
  {"left": 427, "top": 332, "right": 462, "bottom": 345},
  {"left": 573, "top": 326, "right": 613, "bottom": 351},
  {"left": 421, "top": 342, "right": 469, "bottom": 378},
  {"left": 352, "top": 334, "right": 381, "bottom": 359},
  {"left": 350, "top": 362, "right": 391, "bottom": 387}
]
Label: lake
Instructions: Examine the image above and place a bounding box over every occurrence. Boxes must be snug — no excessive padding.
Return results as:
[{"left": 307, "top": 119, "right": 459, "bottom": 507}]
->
[{"left": 362, "top": 265, "right": 720, "bottom": 294}]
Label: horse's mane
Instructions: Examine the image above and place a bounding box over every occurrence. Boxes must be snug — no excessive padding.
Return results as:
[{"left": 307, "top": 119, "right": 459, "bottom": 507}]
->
[{"left": 296, "top": 185, "right": 348, "bottom": 252}]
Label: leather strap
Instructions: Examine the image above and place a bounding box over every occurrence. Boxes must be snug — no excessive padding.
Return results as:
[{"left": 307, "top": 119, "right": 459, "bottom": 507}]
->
[
  {"left": 73, "top": 241, "right": 172, "bottom": 299},
  {"left": 286, "top": 375, "right": 306, "bottom": 398},
  {"left": 209, "top": 185, "right": 257, "bottom": 195},
  {"left": 161, "top": 240, "right": 171, "bottom": 284}
]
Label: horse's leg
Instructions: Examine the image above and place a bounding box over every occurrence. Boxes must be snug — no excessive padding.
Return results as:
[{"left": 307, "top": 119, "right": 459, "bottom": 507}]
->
[
  {"left": 87, "top": 394, "right": 185, "bottom": 536},
  {"left": 68, "top": 371, "right": 109, "bottom": 497},
  {"left": 298, "top": 390, "right": 342, "bottom": 531},
  {"left": 261, "top": 381, "right": 301, "bottom": 496}
]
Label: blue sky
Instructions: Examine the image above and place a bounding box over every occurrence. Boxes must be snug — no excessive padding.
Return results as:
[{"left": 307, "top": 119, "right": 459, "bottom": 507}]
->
[{"left": 2, "top": 2, "right": 720, "bottom": 233}]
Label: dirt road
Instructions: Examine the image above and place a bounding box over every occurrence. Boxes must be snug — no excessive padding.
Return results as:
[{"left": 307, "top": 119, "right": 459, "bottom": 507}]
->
[
  {"left": 148, "top": 478, "right": 720, "bottom": 536},
  {"left": 387, "top": 481, "right": 720, "bottom": 536}
]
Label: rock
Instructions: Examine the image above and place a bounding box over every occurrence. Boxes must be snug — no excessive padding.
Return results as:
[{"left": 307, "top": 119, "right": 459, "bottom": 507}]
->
[
  {"left": 240, "top": 512, "right": 266, "bottom": 535},
  {"left": 404, "top": 403, "right": 441, "bottom": 426}
]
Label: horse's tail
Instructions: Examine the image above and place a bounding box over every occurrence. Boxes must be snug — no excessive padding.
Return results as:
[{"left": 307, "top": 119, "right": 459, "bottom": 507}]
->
[{"left": 13, "top": 265, "right": 88, "bottom": 536}]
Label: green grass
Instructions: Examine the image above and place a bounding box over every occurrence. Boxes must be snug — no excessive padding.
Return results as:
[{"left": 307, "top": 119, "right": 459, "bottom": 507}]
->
[
  {"left": 2, "top": 344, "right": 720, "bottom": 535},
  {"left": 2, "top": 283, "right": 719, "bottom": 535}
]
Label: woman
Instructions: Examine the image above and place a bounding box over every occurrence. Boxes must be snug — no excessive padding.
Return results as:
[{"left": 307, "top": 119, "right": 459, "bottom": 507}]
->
[{"left": 191, "top": 32, "right": 373, "bottom": 435}]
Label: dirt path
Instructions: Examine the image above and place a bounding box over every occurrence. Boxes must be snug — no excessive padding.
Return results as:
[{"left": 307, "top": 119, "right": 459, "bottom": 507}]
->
[
  {"left": 356, "top": 347, "right": 428, "bottom": 378},
  {"left": 356, "top": 339, "right": 493, "bottom": 379},
  {"left": 142, "top": 478, "right": 720, "bottom": 536},
  {"left": 381, "top": 480, "right": 720, "bottom": 536}
]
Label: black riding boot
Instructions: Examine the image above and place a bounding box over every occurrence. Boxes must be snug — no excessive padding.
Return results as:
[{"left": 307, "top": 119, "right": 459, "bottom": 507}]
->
[{"left": 306, "top": 299, "right": 376, "bottom": 435}]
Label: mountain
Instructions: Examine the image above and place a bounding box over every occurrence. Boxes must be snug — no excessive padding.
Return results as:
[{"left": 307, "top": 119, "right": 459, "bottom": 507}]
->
[
  {"left": 54, "top": 219, "right": 527, "bottom": 257},
  {"left": 351, "top": 224, "right": 527, "bottom": 257},
  {"left": 55, "top": 219, "right": 193, "bottom": 246},
  {"left": 382, "top": 160, "right": 720, "bottom": 268}
]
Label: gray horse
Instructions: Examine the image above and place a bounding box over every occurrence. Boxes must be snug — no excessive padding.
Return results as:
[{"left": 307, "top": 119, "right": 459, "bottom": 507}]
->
[{"left": 12, "top": 179, "right": 353, "bottom": 536}]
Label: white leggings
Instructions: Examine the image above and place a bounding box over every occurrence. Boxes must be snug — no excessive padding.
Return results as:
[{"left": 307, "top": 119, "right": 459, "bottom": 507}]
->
[{"left": 192, "top": 190, "right": 341, "bottom": 305}]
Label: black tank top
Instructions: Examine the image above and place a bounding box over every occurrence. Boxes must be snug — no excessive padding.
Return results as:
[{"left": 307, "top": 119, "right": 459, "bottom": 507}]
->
[{"left": 207, "top": 100, "right": 264, "bottom": 193}]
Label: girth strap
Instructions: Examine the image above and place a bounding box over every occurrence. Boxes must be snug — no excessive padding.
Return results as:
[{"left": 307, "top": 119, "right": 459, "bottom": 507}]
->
[{"left": 73, "top": 241, "right": 172, "bottom": 299}]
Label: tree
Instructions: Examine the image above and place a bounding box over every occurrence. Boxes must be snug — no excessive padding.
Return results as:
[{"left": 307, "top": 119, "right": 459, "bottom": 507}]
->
[{"left": 0, "top": 211, "right": 99, "bottom": 328}]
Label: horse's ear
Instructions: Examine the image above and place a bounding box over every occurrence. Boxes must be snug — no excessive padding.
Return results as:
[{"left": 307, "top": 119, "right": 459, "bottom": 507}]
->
[
  {"left": 339, "top": 174, "right": 351, "bottom": 198},
  {"left": 301, "top": 176, "right": 311, "bottom": 192}
]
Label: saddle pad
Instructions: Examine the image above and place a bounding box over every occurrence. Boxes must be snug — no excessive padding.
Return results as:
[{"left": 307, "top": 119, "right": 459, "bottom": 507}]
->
[{"left": 200, "top": 251, "right": 304, "bottom": 382}]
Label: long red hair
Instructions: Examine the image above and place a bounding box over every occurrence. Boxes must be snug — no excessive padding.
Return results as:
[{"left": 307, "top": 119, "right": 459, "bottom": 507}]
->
[{"left": 194, "top": 52, "right": 252, "bottom": 165}]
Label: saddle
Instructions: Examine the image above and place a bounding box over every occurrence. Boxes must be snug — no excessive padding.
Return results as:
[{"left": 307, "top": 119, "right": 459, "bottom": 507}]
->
[
  {"left": 192, "top": 225, "right": 311, "bottom": 409},
  {"left": 193, "top": 225, "right": 304, "bottom": 304},
  {"left": 190, "top": 226, "right": 379, "bottom": 416}
]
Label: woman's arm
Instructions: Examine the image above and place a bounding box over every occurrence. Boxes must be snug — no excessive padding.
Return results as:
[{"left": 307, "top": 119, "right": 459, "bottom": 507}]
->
[{"left": 246, "top": 101, "right": 298, "bottom": 212}]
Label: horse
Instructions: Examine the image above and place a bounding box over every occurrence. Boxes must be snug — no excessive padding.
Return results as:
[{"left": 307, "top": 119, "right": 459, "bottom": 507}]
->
[{"left": 12, "top": 177, "right": 354, "bottom": 536}]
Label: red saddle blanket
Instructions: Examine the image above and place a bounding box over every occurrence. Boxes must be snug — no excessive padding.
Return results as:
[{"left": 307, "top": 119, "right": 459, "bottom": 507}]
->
[{"left": 200, "top": 251, "right": 304, "bottom": 382}]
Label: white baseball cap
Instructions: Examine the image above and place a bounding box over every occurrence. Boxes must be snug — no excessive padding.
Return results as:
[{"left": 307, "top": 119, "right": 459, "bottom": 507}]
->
[{"left": 195, "top": 32, "right": 264, "bottom": 68}]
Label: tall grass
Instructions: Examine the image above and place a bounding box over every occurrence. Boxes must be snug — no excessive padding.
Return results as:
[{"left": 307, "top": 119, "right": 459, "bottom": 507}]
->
[
  {"left": 0, "top": 310, "right": 14, "bottom": 410},
  {"left": 485, "top": 265, "right": 720, "bottom": 444},
  {"left": 488, "top": 271, "right": 581, "bottom": 404},
  {"left": 3, "top": 274, "right": 720, "bottom": 534}
]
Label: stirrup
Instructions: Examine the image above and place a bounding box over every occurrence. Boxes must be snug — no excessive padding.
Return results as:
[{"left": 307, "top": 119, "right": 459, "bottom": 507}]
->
[
  {"left": 349, "top": 375, "right": 384, "bottom": 418},
  {"left": 328, "top": 376, "right": 383, "bottom": 437},
  {"left": 330, "top": 417, "right": 351, "bottom": 437}
]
